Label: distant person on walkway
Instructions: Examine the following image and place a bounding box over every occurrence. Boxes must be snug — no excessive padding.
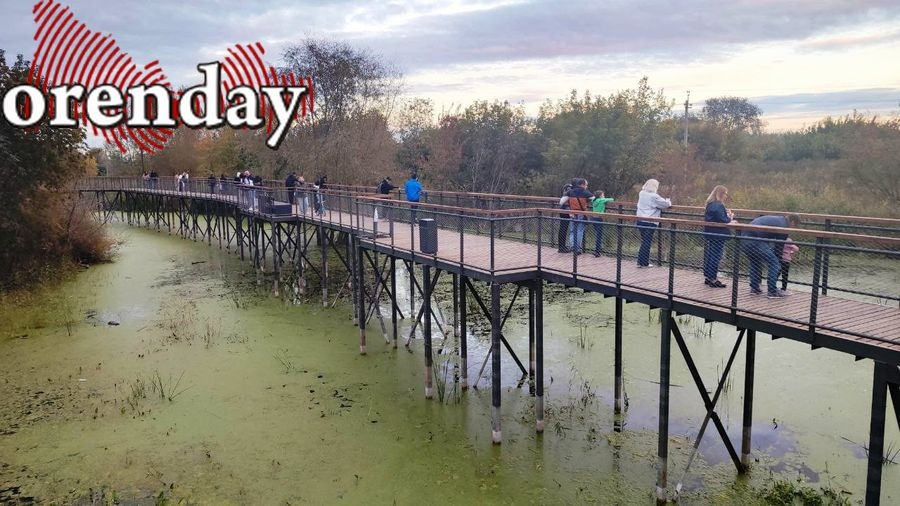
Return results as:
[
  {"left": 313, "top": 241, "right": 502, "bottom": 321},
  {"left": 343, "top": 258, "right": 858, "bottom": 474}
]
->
[
  {"left": 219, "top": 174, "right": 227, "bottom": 193},
  {"left": 297, "top": 175, "right": 309, "bottom": 215},
  {"left": 285, "top": 171, "right": 299, "bottom": 208},
  {"left": 566, "top": 178, "right": 593, "bottom": 255},
  {"left": 176, "top": 172, "right": 185, "bottom": 192},
  {"left": 780, "top": 237, "right": 799, "bottom": 292},
  {"left": 404, "top": 174, "right": 424, "bottom": 223},
  {"left": 376, "top": 177, "right": 397, "bottom": 221},
  {"left": 314, "top": 175, "right": 328, "bottom": 216},
  {"left": 635, "top": 178, "right": 672, "bottom": 267},
  {"left": 591, "top": 190, "right": 614, "bottom": 256},
  {"left": 557, "top": 182, "right": 573, "bottom": 252},
  {"left": 149, "top": 171, "right": 158, "bottom": 190},
  {"left": 207, "top": 173, "right": 217, "bottom": 194},
  {"left": 742, "top": 214, "right": 801, "bottom": 299},
  {"left": 142, "top": 171, "right": 149, "bottom": 189},
  {"left": 240, "top": 171, "right": 255, "bottom": 211},
  {"left": 702, "top": 185, "right": 735, "bottom": 288}
]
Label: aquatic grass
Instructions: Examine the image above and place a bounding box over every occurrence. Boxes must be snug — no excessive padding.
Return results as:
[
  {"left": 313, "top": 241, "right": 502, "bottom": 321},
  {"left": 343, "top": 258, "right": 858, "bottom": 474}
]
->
[
  {"left": 761, "top": 479, "right": 851, "bottom": 505},
  {"left": 150, "top": 370, "right": 190, "bottom": 402},
  {"left": 274, "top": 349, "right": 297, "bottom": 374}
]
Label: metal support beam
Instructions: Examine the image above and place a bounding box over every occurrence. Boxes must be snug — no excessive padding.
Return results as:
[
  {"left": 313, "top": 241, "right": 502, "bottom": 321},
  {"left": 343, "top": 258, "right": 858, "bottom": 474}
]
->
[
  {"left": 529, "top": 283, "right": 536, "bottom": 395},
  {"left": 535, "top": 279, "right": 545, "bottom": 433},
  {"left": 614, "top": 297, "right": 624, "bottom": 417},
  {"left": 866, "top": 362, "right": 888, "bottom": 506},
  {"left": 656, "top": 309, "right": 672, "bottom": 504},
  {"left": 356, "top": 238, "right": 367, "bottom": 355},
  {"left": 491, "top": 282, "right": 502, "bottom": 444},
  {"left": 460, "top": 275, "right": 469, "bottom": 389},
  {"left": 390, "top": 258, "right": 398, "bottom": 349},
  {"left": 742, "top": 329, "right": 757, "bottom": 469},
  {"left": 423, "top": 264, "right": 434, "bottom": 399}
]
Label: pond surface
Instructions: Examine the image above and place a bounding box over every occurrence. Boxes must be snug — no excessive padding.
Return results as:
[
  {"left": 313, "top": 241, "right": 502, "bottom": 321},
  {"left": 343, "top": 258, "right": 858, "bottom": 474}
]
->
[{"left": 0, "top": 223, "right": 897, "bottom": 504}]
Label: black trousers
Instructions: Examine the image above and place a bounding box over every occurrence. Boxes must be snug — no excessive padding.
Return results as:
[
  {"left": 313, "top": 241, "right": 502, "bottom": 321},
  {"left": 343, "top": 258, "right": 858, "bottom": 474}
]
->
[{"left": 557, "top": 212, "right": 570, "bottom": 251}]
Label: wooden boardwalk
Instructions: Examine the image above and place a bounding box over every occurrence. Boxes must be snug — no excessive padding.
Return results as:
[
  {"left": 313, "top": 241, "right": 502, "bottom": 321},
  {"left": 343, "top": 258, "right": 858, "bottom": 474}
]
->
[{"left": 102, "top": 187, "right": 900, "bottom": 362}]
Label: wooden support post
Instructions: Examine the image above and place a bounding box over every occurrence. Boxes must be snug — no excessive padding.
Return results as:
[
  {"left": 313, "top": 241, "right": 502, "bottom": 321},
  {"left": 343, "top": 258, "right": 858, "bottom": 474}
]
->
[
  {"left": 491, "top": 282, "right": 502, "bottom": 443},
  {"left": 460, "top": 275, "right": 469, "bottom": 390},
  {"left": 357, "top": 238, "right": 366, "bottom": 355},
  {"left": 741, "top": 329, "right": 756, "bottom": 470},
  {"left": 614, "top": 297, "right": 624, "bottom": 416},
  {"left": 866, "top": 362, "right": 888, "bottom": 506},
  {"left": 423, "top": 264, "right": 434, "bottom": 399},
  {"left": 349, "top": 233, "right": 358, "bottom": 326},
  {"left": 656, "top": 309, "right": 672, "bottom": 503},
  {"left": 535, "top": 279, "right": 545, "bottom": 433},
  {"left": 452, "top": 273, "right": 460, "bottom": 338}
]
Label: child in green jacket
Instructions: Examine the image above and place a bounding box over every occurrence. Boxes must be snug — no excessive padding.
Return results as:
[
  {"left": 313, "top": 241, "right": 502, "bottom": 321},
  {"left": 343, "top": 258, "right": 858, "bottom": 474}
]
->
[{"left": 591, "top": 191, "right": 615, "bottom": 256}]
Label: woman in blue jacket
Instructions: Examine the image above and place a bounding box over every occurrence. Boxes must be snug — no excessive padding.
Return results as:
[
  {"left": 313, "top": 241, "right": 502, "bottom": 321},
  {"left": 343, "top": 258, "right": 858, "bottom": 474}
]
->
[{"left": 703, "top": 185, "right": 734, "bottom": 287}]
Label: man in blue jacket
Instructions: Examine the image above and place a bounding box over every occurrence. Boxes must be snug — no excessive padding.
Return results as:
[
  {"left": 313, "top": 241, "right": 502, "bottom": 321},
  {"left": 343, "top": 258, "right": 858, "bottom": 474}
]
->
[
  {"left": 743, "top": 214, "right": 801, "bottom": 298},
  {"left": 404, "top": 174, "right": 424, "bottom": 224}
]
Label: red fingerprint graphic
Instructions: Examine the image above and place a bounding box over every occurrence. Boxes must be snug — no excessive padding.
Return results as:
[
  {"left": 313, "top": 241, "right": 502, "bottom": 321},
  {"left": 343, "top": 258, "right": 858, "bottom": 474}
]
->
[{"left": 28, "top": 0, "right": 312, "bottom": 154}]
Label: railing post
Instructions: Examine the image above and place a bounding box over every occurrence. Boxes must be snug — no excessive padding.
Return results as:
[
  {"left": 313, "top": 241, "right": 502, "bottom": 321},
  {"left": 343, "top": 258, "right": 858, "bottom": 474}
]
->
[
  {"left": 821, "top": 219, "right": 832, "bottom": 296},
  {"left": 490, "top": 216, "right": 496, "bottom": 275},
  {"left": 808, "top": 236, "right": 825, "bottom": 339},
  {"left": 536, "top": 212, "right": 542, "bottom": 271},
  {"left": 667, "top": 223, "right": 677, "bottom": 304},
  {"left": 616, "top": 206, "right": 623, "bottom": 291}
]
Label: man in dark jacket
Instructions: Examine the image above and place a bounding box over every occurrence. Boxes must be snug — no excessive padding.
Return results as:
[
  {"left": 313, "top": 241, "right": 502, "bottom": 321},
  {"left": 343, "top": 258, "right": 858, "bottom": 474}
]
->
[
  {"left": 378, "top": 177, "right": 397, "bottom": 195},
  {"left": 743, "top": 214, "right": 800, "bottom": 298},
  {"left": 285, "top": 172, "right": 299, "bottom": 207}
]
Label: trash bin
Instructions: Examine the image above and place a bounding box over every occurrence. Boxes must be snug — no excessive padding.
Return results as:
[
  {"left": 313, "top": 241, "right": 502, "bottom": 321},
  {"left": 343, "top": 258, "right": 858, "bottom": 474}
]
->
[{"left": 419, "top": 218, "right": 437, "bottom": 254}]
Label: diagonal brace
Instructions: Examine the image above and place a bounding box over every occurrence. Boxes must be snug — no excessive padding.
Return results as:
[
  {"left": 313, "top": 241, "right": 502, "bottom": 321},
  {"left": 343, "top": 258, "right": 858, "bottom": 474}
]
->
[{"left": 671, "top": 319, "right": 744, "bottom": 473}]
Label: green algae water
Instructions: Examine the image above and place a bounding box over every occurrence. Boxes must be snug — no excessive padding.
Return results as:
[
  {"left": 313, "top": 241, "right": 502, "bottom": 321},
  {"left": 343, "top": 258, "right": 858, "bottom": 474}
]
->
[{"left": 1, "top": 223, "right": 897, "bottom": 504}]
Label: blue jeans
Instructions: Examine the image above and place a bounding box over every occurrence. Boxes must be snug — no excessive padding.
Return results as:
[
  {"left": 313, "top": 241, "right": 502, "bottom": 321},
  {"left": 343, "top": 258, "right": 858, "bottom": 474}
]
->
[
  {"left": 744, "top": 240, "right": 781, "bottom": 294},
  {"left": 637, "top": 221, "right": 657, "bottom": 266},
  {"left": 703, "top": 234, "right": 728, "bottom": 280},
  {"left": 592, "top": 217, "right": 604, "bottom": 254},
  {"left": 568, "top": 216, "right": 586, "bottom": 253}
]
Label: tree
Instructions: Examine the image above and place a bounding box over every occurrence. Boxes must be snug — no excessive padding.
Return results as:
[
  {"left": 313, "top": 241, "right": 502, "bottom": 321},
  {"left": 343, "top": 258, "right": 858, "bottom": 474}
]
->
[
  {"left": 702, "top": 97, "right": 762, "bottom": 134},
  {"left": 0, "top": 50, "right": 111, "bottom": 288},
  {"left": 280, "top": 39, "right": 403, "bottom": 181},
  {"left": 537, "top": 78, "right": 673, "bottom": 197}
]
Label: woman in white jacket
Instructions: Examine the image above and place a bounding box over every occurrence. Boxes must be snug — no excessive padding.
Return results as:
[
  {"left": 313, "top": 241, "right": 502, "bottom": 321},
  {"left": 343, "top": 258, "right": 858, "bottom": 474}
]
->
[{"left": 635, "top": 178, "right": 672, "bottom": 267}]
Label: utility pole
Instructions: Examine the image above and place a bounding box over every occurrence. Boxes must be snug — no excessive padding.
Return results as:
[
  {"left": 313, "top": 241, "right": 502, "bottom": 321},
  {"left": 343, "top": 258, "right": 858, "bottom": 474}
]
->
[{"left": 682, "top": 92, "right": 692, "bottom": 188}]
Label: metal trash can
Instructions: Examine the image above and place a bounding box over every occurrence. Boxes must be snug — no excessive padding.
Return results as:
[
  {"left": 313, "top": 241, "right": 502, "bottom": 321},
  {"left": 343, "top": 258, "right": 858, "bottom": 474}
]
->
[{"left": 419, "top": 218, "right": 437, "bottom": 254}]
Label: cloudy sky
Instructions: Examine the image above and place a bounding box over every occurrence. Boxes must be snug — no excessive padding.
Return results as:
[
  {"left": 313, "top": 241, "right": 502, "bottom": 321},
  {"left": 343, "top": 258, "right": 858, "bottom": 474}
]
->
[{"left": 2, "top": 0, "right": 899, "bottom": 130}]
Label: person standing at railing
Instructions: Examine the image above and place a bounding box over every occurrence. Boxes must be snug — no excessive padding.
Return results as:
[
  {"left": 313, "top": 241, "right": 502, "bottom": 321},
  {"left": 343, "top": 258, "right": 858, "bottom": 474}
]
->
[
  {"left": 285, "top": 172, "right": 299, "bottom": 211},
  {"left": 142, "top": 172, "right": 149, "bottom": 189},
  {"left": 149, "top": 171, "right": 158, "bottom": 190},
  {"left": 635, "top": 178, "right": 672, "bottom": 267},
  {"left": 297, "top": 176, "right": 309, "bottom": 215},
  {"left": 404, "top": 173, "right": 424, "bottom": 224},
  {"left": 219, "top": 174, "right": 227, "bottom": 193},
  {"left": 567, "top": 178, "right": 593, "bottom": 255},
  {"left": 591, "top": 190, "right": 614, "bottom": 256},
  {"left": 314, "top": 175, "right": 328, "bottom": 216},
  {"left": 376, "top": 176, "right": 397, "bottom": 221},
  {"left": 703, "top": 185, "right": 735, "bottom": 288},
  {"left": 557, "top": 182, "right": 573, "bottom": 253},
  {"left": 207, "top": 173, "right": 217, "bottom": 195},
  {"left": 176, "top": 172, "right": 184, "bottom": 192},
  {"left": 742, "top": 214, "right": 801, "bottom": 299},
  {"left": 240, "top": 171, "right": 255, "bottom": 211}
]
